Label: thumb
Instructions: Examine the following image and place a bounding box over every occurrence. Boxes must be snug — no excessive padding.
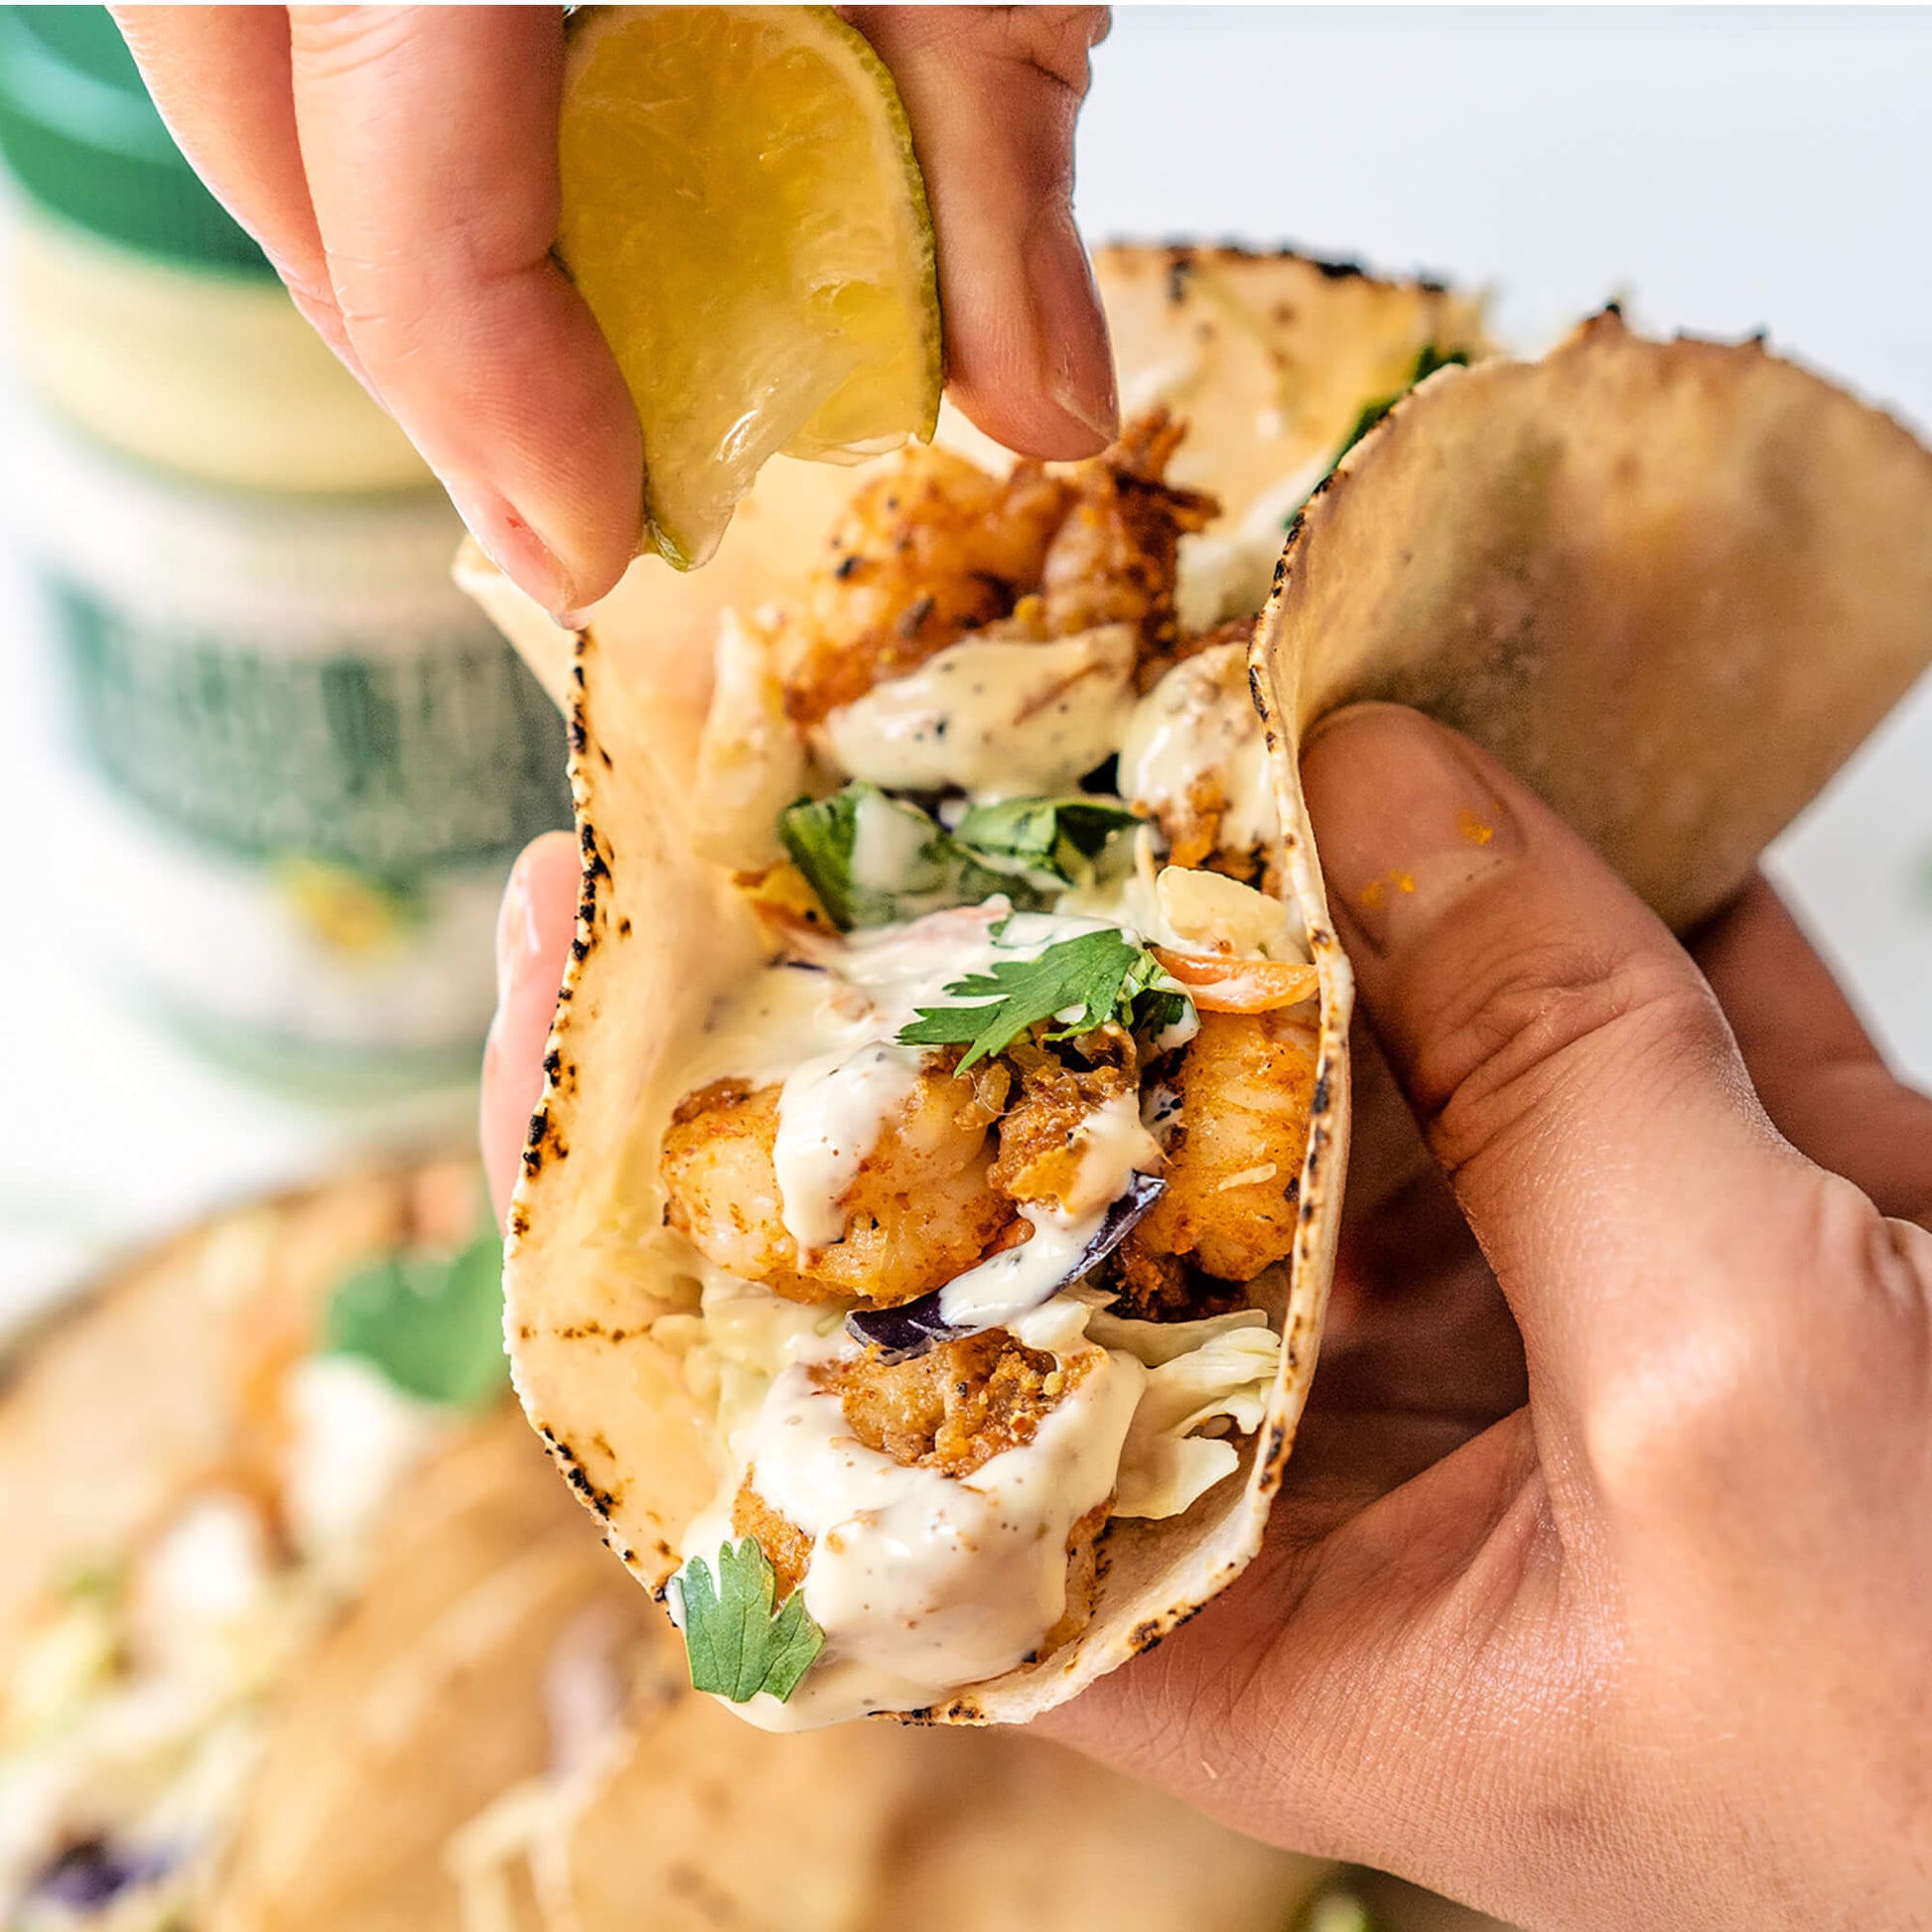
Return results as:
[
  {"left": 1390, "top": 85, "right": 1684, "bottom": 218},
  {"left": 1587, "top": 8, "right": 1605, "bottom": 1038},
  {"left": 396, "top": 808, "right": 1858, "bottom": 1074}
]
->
[
  {"left": 1300, "top": 703, "right": 1817, "bottom": 1408},
  {"left": 845, "top": 6, "right": 1117, "bottom": 457}
]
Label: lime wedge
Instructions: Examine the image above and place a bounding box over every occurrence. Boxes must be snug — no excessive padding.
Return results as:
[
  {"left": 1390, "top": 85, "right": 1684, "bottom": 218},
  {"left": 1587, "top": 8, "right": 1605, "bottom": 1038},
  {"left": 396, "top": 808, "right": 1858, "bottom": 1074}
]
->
[{"left": 557, "top": 5, "right": 942, "bottom": 570}]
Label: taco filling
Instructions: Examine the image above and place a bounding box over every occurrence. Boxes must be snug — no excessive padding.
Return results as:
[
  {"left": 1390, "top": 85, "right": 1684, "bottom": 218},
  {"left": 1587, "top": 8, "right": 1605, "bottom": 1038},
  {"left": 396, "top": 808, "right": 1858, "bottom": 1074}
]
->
[{"left": 651, "top": 412, "right": 1322, "bottom": 1725}]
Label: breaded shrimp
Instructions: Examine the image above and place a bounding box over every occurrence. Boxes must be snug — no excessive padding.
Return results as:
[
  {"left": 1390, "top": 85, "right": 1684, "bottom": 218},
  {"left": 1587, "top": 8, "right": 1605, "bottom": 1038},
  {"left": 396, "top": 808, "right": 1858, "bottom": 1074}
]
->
[
  {"left": 1038, "top": 409, "right": 1217, "bottom": 660},
  {"left": 737, "top": 1342, "right": 1109, "bottom": 1654},
  {"left": 732, "top": 1475, "right": 813, "bottom": 1598},
  {"left": 660, "top": 1063, "right": 1015, "bottom": 1306},
  {"left": 819, "top": 1329, "right": 1087, "bottom": 1478},
  {"left": 1119, "top": 637, "right": 1279, "bottom": 884},
  {"left": 989, "top": 1055, "right": 1143, "bottom": 1214},
  {"left": 773, "top": 412, "right": 1219, "bottom": 726},
  {"left": 1123, "top": 1008, "right": 1318, "bottom": 1286},
  {"left": 776, "top": 446, "right": 1072, "bottom": 724}
]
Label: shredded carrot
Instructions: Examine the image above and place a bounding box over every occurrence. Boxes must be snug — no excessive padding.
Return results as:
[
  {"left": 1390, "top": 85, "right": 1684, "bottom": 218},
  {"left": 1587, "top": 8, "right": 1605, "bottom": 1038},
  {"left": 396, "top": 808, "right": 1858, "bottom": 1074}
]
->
[{"left": 1151, "top": 945, "right": 1317, "bottom": 1013}]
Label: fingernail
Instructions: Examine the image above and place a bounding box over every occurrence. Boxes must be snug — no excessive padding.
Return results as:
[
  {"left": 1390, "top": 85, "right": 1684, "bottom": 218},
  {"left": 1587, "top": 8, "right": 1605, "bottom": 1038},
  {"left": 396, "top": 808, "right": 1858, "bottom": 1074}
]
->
[
  {"left": 1301, "top": 703, "right": 1525, "bottom": 955},
  {"left": 442, "top": 472, "right": 580, "bottom": 620},
  {"left": 493, "top": 847, "right": 545, "bottom": 1010},
  {"left": 1028, "top": 216, "right": 1119, "bottom": 447}
]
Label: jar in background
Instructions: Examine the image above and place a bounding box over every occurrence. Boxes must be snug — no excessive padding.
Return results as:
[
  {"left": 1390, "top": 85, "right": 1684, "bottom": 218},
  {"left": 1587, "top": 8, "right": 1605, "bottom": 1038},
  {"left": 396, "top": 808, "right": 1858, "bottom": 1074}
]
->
[{"left": 0, "top": 7, "right": 572, "bottom": 1094}]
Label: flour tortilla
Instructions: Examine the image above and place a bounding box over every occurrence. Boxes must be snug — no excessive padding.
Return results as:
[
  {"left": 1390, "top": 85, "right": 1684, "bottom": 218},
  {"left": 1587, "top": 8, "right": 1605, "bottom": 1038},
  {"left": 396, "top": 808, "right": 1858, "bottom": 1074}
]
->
[
  {"left": 490, "top": 246, "right": 1480, "bottom": 1723},
  {"left": 1258, "top": 308, "right": 1932, "bottom": 931}
]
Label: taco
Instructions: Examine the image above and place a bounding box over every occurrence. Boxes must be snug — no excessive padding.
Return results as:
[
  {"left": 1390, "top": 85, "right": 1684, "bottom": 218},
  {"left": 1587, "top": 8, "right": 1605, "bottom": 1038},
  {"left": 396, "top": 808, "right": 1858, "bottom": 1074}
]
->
[
  {"left": 483, "top": 241, "right": 1932, "bottom": 1733},
  {"left": 0, "top": 1161, "right": 518, "bottom": 1929},
  {"left": 481, "top": 246, "right": 1490, "bottom": 1729},
  {"left": 0, "top": 1165, "right": 1329, "bottom": 1930}
]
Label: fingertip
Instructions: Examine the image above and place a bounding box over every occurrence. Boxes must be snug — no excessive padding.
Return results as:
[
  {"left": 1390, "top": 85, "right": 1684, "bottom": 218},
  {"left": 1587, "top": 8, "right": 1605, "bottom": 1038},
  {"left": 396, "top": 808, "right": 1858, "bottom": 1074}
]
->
[
  {"left": 943, "top": 215, "right": 1118, "bottom": 461},
  {"left": 482, "top": 830, "right": 582, "bottom": 1223},
  {"left": 947, "top": 380, "right": 1113, "bottom": 464}
]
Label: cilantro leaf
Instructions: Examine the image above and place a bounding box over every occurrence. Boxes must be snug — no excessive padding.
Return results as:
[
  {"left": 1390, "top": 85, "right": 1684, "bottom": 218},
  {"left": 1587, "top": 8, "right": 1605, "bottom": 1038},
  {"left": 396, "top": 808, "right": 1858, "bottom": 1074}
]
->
[
  {"left": 897, "top": 925, "right": 1192, "bottom": 1070},
  {"left": 1331, "top": 344, "right": 1472, "bottom": 468},
  {"left": 951, "top": 796, "right": 1140, "bottom": 890},
  {"left": 677, "top": 1537, "right": 825, "bottom": 1703},
  {"left": 324, "top": 1222, "right": 507, "bottom": 1410},
  {"left": 778, "top": 782, "right": 957, "bottom": 929},
  {"left": 778, "top": 783, "right": 1126, "bottom": 929}
]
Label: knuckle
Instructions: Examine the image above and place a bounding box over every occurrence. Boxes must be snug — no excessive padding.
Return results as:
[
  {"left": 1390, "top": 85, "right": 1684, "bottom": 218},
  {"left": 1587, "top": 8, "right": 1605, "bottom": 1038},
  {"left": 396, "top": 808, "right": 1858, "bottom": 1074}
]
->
[
  {"left": 1415, "top": 936, "right": 1725, "bottom": 1183},
  {"left": 986, "top": 5, "right": 1108, "bottom": 98},
  {"left": 1585, "top": 1173, "right": 1932, "bottom": 1513},
  {"left": 958, "top": 6, "right": 1112, "bottom": 98},
  {"left": 1581, "top": 1312, "right": 1773, "bottom": 1511}
]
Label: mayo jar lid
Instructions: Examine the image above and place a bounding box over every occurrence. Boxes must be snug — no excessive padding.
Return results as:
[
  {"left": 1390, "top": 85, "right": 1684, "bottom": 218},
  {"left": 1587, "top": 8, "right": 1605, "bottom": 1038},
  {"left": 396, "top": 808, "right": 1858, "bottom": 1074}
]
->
[{"left": 0, "top": 5, "right": 272, "bottom": 276}]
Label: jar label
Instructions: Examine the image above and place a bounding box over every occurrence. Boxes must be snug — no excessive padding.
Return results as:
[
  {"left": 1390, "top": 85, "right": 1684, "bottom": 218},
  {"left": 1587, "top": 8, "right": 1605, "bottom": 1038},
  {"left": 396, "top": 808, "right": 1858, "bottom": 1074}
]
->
[{"left": 50, "top": 574, "right": 574, "bottom": 876}]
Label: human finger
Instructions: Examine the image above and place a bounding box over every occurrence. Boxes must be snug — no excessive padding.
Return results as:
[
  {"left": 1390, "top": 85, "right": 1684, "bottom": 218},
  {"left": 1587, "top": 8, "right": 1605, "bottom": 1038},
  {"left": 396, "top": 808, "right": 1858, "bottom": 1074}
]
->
[
  {"left": 846, "top": 5, "right": 1117, "bottom": 458},
  {"left": 287, "top": 4, "right": 641, "bottom": 614},
  {"left": 1299, "top": 703, "right": 1820, "bottom": 1405},
  {"left": 1694, "top": 875, "right": 1932, "bottom": 1226},
  {"left": 110, "top": 7, "right": 361, "bottom": 368},
  {"left": 482, "top": 831, "right": 580, "bottom": 1225}
]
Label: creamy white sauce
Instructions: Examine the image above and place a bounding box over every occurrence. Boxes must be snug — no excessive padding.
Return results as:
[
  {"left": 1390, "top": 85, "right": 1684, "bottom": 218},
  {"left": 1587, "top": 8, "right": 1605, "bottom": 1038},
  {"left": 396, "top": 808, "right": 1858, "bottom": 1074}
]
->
[
  {"left": 772, "top": 1041, "right": 922, "bottom": 1251},
  {"left": 848, "top": 786, "right": 935, "bottom": 896},
  {"left": 814, "top": 627, "right": 1138, "bottom": 798},
  {"left": 678, "top": 959, "right": 877, "bottom": 1097},
  {"left": 1062, "top": 1090, "right": 1163, "bottom": 1217},
  {"left": 1120, "top": 642, "right": 1279, "bottom": 857},
  {"left": 683, "top": 1305, "right": 1146, "bottom": 1730},
  {"left": 936, "top": 1206, "right": 1102, "bottom": 1331},
  {"left": 937, "top": 1090, "right": 1158, "bottom": 1329}
]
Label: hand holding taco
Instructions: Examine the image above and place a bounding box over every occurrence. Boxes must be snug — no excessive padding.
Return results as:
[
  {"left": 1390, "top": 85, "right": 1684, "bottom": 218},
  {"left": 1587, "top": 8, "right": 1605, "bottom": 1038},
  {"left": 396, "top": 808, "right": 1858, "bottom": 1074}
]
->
[{"left": 1043, "top": 704, "right": 1932, "bottom": 1930}]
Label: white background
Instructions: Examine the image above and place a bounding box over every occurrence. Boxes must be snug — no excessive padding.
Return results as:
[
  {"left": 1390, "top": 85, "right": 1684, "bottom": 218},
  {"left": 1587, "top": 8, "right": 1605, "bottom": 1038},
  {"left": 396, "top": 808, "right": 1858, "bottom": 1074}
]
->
[{"left": 1, "top": 5, "right": 1928, "bottom": 1327}]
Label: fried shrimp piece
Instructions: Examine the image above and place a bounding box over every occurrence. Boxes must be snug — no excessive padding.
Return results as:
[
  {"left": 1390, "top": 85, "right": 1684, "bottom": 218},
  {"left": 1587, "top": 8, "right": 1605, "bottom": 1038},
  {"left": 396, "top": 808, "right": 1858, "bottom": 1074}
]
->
[
  {"left": 741, "top": 1348, "right": 1108, "bottom": 1657},
  {"left": 659, "top": 1063, "right": 1015, "bottom": 1306},
  {"left": 1120, "top": 638, "right": 1279, "bottom": 885},
  {"left": 776, "top": 446, "right": 1073, "bottom": 724},
  {"left": 1039, "top": 409, "right": 1218, "bottom": 664},
  {"left": 774, "top": 411, "right": 1219, "bottom": 725},
  {"left": 989, "top": 1054, "right": 1143, "bottom": 1214},
  {"left": 820, "top": 1329, "right": 1088, "bottom": 1478},
  {"left": 828, "top": 1334, "right": 1111, "bottom": 1657},
  {"left": 1123, "top": 1008, "right": 1319, "bottom": 1288},
  {"left": 732, "top": 1475, "right": 813, "bottom": 1598}
]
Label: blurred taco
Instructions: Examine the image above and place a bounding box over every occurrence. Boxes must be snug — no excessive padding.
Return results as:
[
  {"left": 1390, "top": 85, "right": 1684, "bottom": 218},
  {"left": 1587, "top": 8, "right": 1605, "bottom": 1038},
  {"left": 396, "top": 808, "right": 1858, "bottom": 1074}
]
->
[
  {"left": 0, "top": 1162, "right": 509, "bottom": 1929},
  {"left": 483, "top": 246, "right": 1490, "bottom": 1727},
  {"left": 478, "top": 243, "right": 1932, "bottom": 1734},
  {"left": 0, "top": 1166, "right": 1329, "bottom": 1929}
]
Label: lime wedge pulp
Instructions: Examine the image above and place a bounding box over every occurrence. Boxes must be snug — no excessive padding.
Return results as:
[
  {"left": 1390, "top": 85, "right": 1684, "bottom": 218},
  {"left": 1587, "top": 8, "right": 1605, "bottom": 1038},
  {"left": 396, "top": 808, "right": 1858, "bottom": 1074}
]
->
[{"left": 557, "top": 5, "right": 942, "bottom": 569}]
